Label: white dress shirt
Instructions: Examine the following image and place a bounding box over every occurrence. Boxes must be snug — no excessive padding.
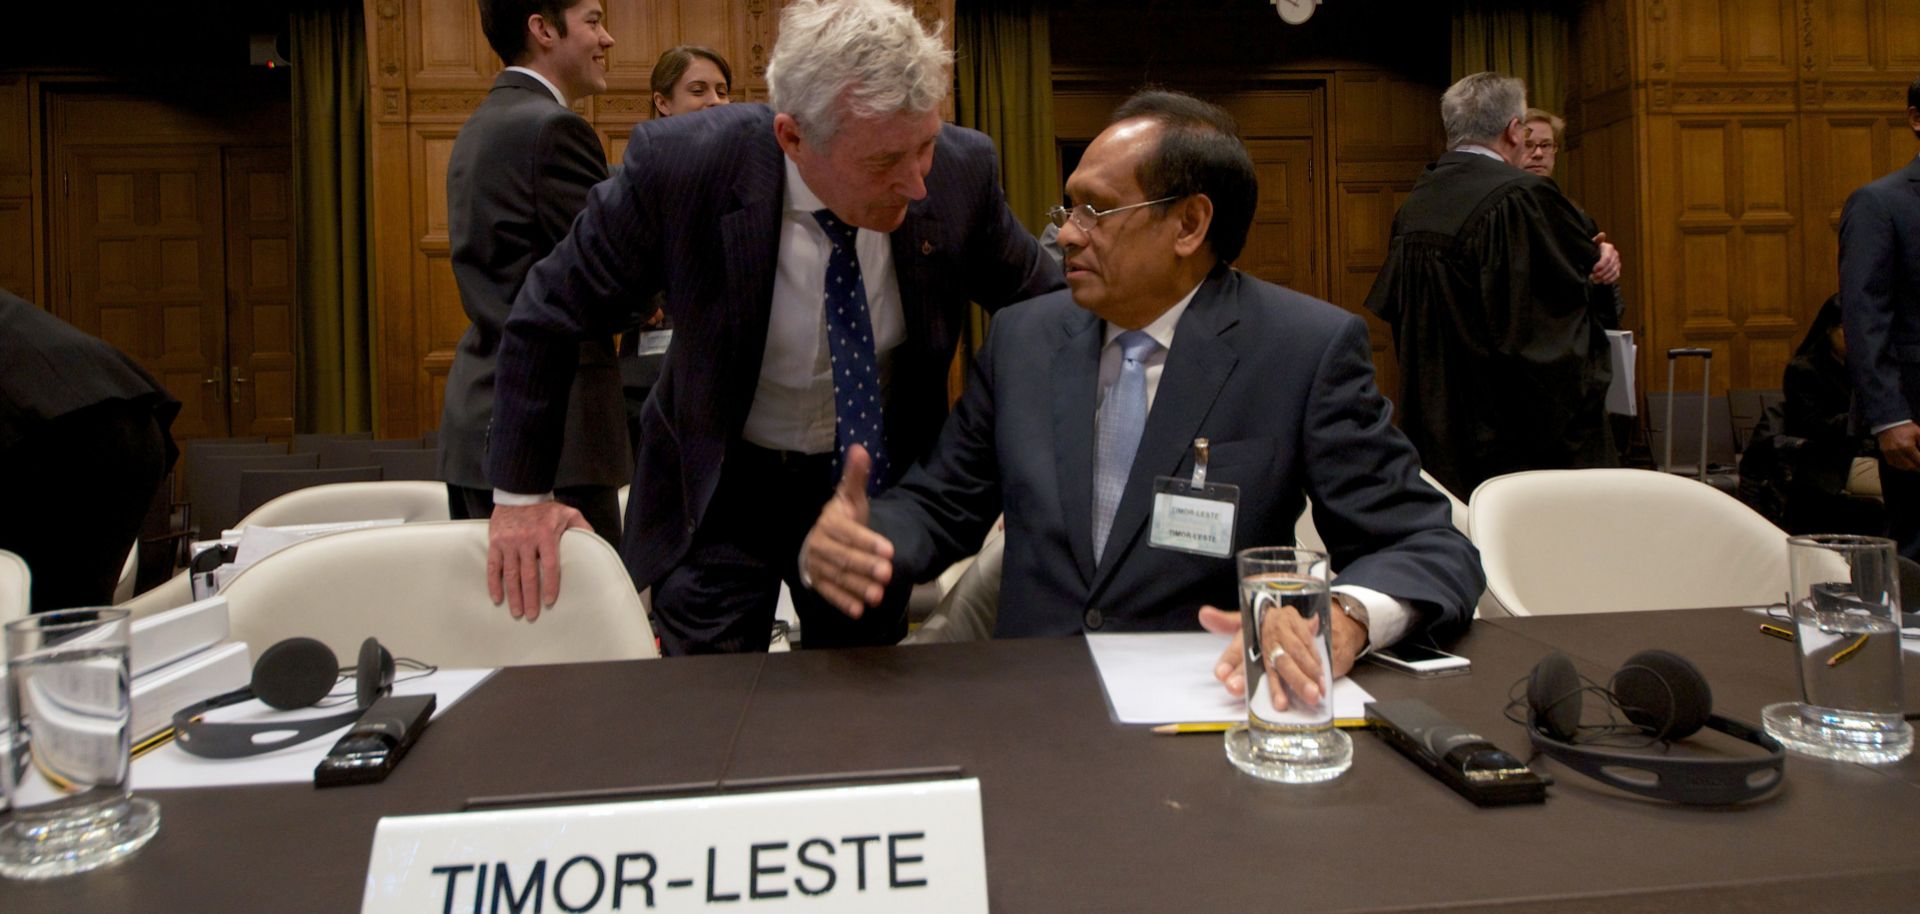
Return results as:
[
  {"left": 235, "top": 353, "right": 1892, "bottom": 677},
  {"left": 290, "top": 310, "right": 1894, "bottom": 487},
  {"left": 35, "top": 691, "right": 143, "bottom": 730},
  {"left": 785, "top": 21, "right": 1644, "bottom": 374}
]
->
[
  {"left": 1097, "top": 285, "right": 1415, "bottom": 653},
  {"left": 499, "top": 153, "right": 906, "bottom": 506},
  {"left": 741, "top": 157, "right": 906, "bottom": 453}
]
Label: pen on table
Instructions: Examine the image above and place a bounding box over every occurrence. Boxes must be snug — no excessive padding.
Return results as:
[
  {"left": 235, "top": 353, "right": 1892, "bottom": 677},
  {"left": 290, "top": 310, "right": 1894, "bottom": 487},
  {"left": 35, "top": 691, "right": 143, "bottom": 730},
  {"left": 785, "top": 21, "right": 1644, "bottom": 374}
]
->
[
  {"left": 1153, "top": 719, "right": 1371, "bottom": 735},
  {"left": 131, "top": 728, "right": 175, "bottom": 761},
  {"left": 1827, "top": 633, "right": 1870, "bottom": 667},
  {"left": 1758, "top": 623, "right": 1794, "bottom": 643}
]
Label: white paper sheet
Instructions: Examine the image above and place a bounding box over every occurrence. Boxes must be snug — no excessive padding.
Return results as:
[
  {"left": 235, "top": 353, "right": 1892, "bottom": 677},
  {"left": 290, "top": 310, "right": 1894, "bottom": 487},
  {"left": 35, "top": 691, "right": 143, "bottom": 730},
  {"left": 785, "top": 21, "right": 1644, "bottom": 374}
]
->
[
  {"left": 1605, "top": 330, "right": 1637, "bottom": 416},
  {"left": 131, "top": 667, "right": 495, "bottom": 790},
  {"left": 1085, "top": 632, "right": 1374, "bottom": 725}
]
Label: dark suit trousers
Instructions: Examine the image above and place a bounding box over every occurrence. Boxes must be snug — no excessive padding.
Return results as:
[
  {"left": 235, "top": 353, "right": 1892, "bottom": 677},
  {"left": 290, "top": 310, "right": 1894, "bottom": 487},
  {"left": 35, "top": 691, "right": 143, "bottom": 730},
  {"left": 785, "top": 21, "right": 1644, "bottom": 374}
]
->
[
  {"left": 0, "top": 400, "right": 169, "bottom": 613},
  {"left": 650, "top": 443, "right": 908, "bottom": 655},
  {"left": 1880, "top": 458, "right": 1919, "bottom": 560},
  {"left": 446, "top": 484, "right": 622, "bottom": 545}
]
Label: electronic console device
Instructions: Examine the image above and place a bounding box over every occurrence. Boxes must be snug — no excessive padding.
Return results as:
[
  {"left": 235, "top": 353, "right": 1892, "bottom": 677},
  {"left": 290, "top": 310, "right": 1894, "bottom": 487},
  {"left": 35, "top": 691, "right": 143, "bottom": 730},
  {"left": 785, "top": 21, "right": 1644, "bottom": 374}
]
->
[
  {"left": 314, "top": 693, "right": 436, "bottom": 788},
  {"left": 1367, "top": 699, "right": 1546, "bottom": 807}
]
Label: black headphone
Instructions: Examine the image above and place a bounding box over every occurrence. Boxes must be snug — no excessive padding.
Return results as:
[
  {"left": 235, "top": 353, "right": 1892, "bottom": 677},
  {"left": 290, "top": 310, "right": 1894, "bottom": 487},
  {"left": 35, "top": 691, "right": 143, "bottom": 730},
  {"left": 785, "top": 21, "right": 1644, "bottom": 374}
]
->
[
  {"left": 1521, "top": 649, "right": 1785, "bottom": 806},
  {"left": 173, "top": 637, "right": 394, "bottom": 759}
]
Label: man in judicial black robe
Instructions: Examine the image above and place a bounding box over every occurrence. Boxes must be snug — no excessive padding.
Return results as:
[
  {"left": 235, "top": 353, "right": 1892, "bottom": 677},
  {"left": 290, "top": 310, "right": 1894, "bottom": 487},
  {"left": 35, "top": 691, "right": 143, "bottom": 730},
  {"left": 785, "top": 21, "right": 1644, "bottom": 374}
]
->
[
  {"left": 1366, "top": 72, "right": 1620, "bottom": 498},
  {"left": 0, "top": 288, "right": 179, "bottom": 612}
]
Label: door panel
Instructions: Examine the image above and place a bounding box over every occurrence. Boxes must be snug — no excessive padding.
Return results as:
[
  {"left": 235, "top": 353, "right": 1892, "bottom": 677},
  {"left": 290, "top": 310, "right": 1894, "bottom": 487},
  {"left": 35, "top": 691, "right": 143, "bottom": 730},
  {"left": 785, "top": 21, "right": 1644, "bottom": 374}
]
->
[
  {"left": 1241, "top": 138, "right": 1322, "bottom": 299},
  {"left": 1055, "top": 86, "right": 1328, "bottom": 302},
  {"left": 223, "top": 148, "right": 298, "bottom": 438},
  {"left": 64, "top": 147, "right": 228, "bottom": 436}
]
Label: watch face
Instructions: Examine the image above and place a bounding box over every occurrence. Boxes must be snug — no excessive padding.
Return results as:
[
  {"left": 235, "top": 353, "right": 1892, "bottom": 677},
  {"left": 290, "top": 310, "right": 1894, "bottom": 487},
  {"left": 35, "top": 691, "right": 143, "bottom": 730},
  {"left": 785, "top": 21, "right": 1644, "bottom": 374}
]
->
[{"left": 1275, "top": 0, "right": 1315, "bottom": 25}]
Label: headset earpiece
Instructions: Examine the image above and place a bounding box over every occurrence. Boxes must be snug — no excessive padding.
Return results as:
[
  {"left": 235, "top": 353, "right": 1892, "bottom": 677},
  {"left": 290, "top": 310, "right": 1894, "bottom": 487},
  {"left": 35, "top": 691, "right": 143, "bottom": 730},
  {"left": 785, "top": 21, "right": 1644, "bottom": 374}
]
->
[
  {"left": 1526, "top": 651, "right": 1584, "bottom": 742},
  {"left": 356, "top": 637, "right": 395, "bottom": 710},
  {"left": 252, "top": 637, "right": 346, "bottom": 710},
  {"left": 1613, "top": 649, "right": 1713, "bottom": 740}
]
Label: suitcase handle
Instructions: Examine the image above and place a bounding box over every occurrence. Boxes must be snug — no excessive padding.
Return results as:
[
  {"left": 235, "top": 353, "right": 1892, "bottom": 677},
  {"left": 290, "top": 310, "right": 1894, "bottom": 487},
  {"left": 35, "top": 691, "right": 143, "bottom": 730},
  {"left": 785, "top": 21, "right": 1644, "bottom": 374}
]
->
[{"left": 1662, "top": 349, "right": 1713, "bottom": 481}]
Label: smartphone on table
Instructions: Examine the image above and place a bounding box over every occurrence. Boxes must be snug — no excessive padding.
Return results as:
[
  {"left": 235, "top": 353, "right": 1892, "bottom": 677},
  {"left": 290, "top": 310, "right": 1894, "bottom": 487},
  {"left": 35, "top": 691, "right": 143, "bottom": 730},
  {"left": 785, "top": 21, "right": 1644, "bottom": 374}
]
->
[{"left": 1366, "top": 642, "right": 1471, "bottom": 678}]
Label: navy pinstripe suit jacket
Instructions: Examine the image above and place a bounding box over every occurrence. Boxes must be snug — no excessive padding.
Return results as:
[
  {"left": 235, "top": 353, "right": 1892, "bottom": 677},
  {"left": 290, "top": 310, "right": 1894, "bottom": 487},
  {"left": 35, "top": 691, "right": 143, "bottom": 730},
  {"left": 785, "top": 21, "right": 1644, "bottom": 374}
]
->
[{"left": 489, "top": 103, "right": 1062, "bottom": 588}]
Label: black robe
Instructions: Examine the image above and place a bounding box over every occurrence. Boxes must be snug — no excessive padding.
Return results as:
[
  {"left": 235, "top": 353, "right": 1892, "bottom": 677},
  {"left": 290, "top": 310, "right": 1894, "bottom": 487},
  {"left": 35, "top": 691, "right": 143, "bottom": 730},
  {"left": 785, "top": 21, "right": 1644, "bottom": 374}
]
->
[{"left": 1365, "top": 150, "right": 1617, "bottom": 497}]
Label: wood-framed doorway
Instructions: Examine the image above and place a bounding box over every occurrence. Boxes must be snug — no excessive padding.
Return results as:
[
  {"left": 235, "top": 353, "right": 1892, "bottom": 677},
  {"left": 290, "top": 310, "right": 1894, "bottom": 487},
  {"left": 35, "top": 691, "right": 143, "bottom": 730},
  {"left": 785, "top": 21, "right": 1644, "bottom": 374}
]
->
[{"left": 42, "top": 85, "right": 295, "bottom": 440}]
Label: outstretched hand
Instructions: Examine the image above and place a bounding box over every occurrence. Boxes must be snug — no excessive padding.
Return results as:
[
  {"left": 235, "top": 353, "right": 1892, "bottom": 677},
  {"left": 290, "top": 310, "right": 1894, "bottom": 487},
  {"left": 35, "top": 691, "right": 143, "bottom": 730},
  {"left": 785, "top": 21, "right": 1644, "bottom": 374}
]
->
[
  {"left": 800, "top": 445, "right": 897, "bottom": 618},
  {"left": 486, "top": 501, "right": 590, "bottom": 622},
  {"left": 1590, "top": 232, "right": 1622, "bottom": 285},
  {"left": 1879, "top": 423, "right": 1920, "bottom": 472}
]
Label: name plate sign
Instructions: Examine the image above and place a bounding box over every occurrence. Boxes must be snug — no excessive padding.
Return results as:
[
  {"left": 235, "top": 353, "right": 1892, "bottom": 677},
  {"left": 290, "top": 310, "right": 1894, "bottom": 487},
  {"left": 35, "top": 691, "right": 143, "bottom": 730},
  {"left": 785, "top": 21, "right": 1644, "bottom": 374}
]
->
[{"left": 361, "top": 778, "right": 987, "bottom": 913}]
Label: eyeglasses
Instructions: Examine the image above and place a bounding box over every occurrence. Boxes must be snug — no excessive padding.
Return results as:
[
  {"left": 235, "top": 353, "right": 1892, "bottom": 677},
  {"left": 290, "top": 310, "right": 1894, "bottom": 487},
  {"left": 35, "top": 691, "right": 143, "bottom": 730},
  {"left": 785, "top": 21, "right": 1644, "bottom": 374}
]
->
[
  {"left": 1525, "top": 140, "right": 1558, "bottom": 152},
  {"left": 1046, "top": 196, "right": 1181, "bottom": 232}
]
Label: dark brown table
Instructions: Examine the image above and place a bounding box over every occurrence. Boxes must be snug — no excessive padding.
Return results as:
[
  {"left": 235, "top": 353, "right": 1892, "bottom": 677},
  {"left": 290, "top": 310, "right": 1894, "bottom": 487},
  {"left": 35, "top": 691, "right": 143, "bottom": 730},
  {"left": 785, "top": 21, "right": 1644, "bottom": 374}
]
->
[{"left": 5, "top": 609, "right": 1917, "bottom": 912}]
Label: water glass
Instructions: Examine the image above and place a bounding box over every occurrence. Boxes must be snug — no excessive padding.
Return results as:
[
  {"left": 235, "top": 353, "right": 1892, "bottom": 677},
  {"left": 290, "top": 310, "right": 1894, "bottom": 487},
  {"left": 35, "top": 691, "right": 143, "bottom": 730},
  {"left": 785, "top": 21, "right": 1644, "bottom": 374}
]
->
[
  {"left": 1761, "top": 535, "right": 1912, "bottom": 764},
  {"left": 1, "top": 609, "right": 160, "bottom": 880},
  {"left": 1224, "top": 547, "right": 1352, "bottom": 783}
]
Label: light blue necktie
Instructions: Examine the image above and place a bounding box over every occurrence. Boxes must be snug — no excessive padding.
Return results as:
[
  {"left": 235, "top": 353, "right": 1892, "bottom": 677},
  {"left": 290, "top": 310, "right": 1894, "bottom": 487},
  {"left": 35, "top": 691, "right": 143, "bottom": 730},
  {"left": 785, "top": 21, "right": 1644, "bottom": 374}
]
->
[{"left": 1093, "top": 330, "right": 1158, "bottom": 561}]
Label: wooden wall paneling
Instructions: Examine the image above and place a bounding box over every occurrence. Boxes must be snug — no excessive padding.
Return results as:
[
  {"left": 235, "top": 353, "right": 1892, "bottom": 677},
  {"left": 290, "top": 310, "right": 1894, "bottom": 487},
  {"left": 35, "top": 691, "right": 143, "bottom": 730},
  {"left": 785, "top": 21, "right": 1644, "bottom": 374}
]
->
[
  {"left": 223, "top": 147, "right": 298, "bottom": 439},
  {"left": 1730, "top": 0, "right": 1795, "bottom": 73},
  {"left": 410, "top": 124, "right": 464, "bottom": 432},
  {"left": 0, "top": 76, "right": 31, "bottom": 299},
  {"left": 1888, "top": 0, "right": 1920, "bottom": 68},
  {"left": 1823, "top": 0, "right": 1875, "bottom": 70},
  {"left": 368, "top": 0, "right": 419, "bottom": 436}
]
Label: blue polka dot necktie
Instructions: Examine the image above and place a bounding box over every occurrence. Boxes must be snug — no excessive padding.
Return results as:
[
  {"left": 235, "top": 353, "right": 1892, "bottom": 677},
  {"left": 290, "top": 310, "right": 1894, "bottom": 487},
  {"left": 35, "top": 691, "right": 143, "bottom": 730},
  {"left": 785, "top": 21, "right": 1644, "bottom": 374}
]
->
[
  {"left": 1093, "top": 330, "right": 1158, "bottom": 561},
  {"left": 812, "top": 209, "right": 889, "bottom": 494}
]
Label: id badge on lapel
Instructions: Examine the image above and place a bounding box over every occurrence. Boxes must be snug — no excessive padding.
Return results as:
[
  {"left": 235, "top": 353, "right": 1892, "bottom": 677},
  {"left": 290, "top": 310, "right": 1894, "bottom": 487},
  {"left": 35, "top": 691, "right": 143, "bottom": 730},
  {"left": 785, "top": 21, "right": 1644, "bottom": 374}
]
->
[{"left": 1149, "top": 438, "right": 1239, "bottom": 559}]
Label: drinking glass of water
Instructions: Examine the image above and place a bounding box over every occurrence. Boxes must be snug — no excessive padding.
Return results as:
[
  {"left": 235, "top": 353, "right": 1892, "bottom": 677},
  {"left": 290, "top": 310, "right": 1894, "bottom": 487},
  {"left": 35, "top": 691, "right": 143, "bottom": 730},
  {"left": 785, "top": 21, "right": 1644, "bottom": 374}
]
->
[
  {"left": 1, "top": 608, "right": 160, "bottom": 880},
  {"left": 1762, "top": 535, "right": 1912, "bottom": 764},
  {"left": 1224, "top": 547, "right": 1352, "bottom": 783}
]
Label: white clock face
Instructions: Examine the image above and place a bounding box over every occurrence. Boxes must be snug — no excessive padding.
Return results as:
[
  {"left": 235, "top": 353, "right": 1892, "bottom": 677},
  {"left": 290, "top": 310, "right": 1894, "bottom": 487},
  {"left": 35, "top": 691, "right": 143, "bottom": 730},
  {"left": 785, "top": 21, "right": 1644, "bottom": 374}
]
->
[{"left": 1274, "top": 0, "right": 1316, "bottom": 25}]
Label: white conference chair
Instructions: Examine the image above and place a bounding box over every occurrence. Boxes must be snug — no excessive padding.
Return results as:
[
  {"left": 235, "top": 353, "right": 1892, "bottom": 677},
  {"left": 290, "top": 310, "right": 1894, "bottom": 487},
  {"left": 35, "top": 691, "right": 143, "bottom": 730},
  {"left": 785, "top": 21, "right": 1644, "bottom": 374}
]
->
[
  {"left": 234, "top": 480, "right": 451, "bottom": 529},
  {"left": 0, "top": 548, "right": 30, "bottom": 623},
  {"left": 120, "top": 570, "right": 194, "bottom": 620},
  {"left": 1295, "top": 469, "right": 1469, "bottom": 551},
  {"left": 905, "top": 522, "right": 1004, "bottom": 645},
  {"left": 1468, "top": 468, "right": 1789, "bottom": 617},
  {"left": 113, "top": 540, "right": 139, "bottom": 605},
  {"left": 217, "top": 520, "right": 656, "bottom": 668},
  {"left": 1293, "top": 470, "right": 1500, "bottom": 617}
]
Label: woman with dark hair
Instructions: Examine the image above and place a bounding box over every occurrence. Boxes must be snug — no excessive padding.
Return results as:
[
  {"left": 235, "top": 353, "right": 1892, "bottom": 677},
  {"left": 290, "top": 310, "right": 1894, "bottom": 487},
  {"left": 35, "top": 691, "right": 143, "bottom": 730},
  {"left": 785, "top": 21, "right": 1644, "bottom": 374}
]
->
[
  {"left": 622, "top": 47, "right": 737, "bottom": 455},
  {"left": 649, "top": 45, "right": 731, "bottom": 117},
  {"left": 1781, "top": 295, "right": 1884, "bottom": 532}
]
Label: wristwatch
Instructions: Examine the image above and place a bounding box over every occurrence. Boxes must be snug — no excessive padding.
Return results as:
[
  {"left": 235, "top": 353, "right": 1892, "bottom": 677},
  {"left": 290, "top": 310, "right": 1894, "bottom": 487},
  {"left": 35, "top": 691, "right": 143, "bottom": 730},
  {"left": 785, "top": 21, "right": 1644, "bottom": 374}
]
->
[{"left": 1332, "top": 592, "right": 1371, "bottom": 652}]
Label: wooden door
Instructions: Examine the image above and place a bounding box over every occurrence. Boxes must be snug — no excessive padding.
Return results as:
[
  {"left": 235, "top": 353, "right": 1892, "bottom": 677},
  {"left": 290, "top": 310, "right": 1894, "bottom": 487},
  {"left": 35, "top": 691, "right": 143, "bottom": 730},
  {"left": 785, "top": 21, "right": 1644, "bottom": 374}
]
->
[
  {"left": 1055, "top": 84, "right": 1328, "bottom": 301},
  {"left": 1239, "top": 137, "right": 1323, "bottom": 299},
  {"left": 61, "top": 146, "right": 230, "bottom": 436},
  {"left": 222, "top": 148, "right": 297, "bottom": 438}
]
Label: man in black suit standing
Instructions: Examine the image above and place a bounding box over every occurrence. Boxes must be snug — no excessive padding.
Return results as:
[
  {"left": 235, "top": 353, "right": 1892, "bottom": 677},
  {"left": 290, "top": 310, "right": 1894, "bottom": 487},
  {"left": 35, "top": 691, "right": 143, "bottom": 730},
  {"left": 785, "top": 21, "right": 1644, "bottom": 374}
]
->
[
  {"left": 802, "top": 92, "right": 1482, "bottom": 701},
  {"left": 483, "top": 0, "right": 1061, "bottom": 653},
  {"left": 440, "top": 0, "right": 627, "bottom": 540},
  {"left": 1365, "top": 73, "right": 1619, "bottom": 498},
  {"left": 1840, "top": 74, "right": 1920, "bottom": 560}
]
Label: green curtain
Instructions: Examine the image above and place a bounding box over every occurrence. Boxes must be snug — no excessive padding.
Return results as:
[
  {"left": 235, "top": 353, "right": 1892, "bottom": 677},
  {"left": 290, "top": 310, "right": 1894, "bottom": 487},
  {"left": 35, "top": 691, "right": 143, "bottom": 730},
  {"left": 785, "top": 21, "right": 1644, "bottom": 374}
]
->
[
  {"left": 291, "top": 1, "right": 375, "bottom": 433},
  {"left": 954, "top": 0, "right": 1055, "bottom": 351},
  {"left": 1450, "top": 1, "right": 1571, "bottom": 116}
]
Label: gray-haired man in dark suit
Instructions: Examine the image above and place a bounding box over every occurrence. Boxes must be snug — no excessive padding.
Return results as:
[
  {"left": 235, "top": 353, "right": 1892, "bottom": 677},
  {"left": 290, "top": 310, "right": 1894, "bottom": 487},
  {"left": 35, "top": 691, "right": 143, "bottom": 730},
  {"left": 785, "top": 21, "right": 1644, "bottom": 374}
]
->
[{"left": 1839, "top": 73, "right": 1920, "bottom": 560}]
